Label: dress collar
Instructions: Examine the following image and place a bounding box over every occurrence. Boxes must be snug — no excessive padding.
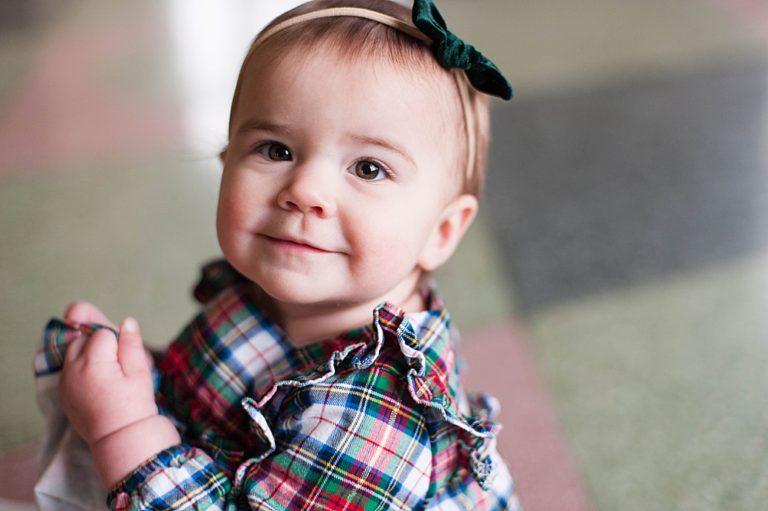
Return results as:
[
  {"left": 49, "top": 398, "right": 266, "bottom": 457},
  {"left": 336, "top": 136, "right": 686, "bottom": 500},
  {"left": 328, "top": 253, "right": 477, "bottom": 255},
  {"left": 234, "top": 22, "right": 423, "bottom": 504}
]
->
[{"left": 193, "top": 259, "right": 451, "bottom": 353}]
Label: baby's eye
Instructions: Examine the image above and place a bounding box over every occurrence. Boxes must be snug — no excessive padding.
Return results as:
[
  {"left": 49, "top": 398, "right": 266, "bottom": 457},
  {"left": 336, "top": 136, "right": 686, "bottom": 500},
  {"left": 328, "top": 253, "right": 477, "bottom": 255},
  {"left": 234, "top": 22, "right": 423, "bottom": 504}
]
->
[
  {"left": 257, "top": 142, "right": 292, "bottom": 161},
  {"left": 352, "top": 160, "right": 388, "bottom": 181}
]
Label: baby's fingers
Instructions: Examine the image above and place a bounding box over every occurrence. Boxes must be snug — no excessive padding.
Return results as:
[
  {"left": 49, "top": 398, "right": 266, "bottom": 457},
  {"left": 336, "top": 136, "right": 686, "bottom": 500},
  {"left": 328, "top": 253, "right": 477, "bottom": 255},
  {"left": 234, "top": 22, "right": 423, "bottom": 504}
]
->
[
  {"left": 64, "top": 301, "right": 117, "bottom": 330},
  {"left": 80, "top": 328, "right": 118, "bottom": 364},
  {"left": 117, "top": 318, "right": 149, "bottom": 376},
  {"left": 64, "top": 334, "right": 86, "bottom": 364}
]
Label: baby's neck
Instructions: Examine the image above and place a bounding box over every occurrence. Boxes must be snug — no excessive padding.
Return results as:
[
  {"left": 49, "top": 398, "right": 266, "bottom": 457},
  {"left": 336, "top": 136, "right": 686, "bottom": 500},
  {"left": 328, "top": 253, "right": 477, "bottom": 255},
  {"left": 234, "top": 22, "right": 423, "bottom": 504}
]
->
[{"left": 255, "top": 275, "right": 427, "bottom": 347}]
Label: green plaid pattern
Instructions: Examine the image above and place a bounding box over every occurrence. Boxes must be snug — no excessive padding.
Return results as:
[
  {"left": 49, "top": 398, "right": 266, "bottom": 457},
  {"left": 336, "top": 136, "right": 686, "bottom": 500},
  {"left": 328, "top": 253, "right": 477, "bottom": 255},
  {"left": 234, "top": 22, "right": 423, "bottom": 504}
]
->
[{"left": 36, "top": 260, "right": 519, "bottom": 510}]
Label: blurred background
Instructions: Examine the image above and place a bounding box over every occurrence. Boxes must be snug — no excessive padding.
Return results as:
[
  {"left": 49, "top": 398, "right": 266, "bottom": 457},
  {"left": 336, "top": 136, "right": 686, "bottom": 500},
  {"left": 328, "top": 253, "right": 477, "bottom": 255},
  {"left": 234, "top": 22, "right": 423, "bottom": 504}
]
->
[{"left": 1, "top": 0, "right": 767, "bottom": 509}]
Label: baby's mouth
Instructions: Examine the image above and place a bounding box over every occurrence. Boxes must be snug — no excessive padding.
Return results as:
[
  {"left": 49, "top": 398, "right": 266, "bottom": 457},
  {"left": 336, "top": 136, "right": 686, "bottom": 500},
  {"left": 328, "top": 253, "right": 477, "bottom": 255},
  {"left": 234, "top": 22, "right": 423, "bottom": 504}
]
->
[{"left": 260, "top": 234, "right": 334, "bottom": 254}]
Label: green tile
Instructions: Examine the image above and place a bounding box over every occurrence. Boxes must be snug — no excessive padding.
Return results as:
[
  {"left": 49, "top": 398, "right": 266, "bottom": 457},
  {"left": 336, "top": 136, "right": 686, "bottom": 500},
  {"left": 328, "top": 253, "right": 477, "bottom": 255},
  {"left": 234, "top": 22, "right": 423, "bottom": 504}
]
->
[
  {"left": 435, "top": 209, "right": 517, "bottom": 330},
  {"left": 527, "top": 253, "right": 768, "bottom": 510},
  {"left": 0, "top": 157, "right": 221, "bottom": 450},
  {"left": 0, "top": 34, "right": 38, "bottom": 114}
]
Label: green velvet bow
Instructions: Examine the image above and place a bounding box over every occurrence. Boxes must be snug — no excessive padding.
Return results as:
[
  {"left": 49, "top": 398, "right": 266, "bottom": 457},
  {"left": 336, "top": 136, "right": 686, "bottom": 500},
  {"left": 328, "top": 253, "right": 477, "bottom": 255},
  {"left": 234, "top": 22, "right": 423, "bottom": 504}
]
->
[{"left": 412, "top": 0, "right": 513, "bottom": 100}]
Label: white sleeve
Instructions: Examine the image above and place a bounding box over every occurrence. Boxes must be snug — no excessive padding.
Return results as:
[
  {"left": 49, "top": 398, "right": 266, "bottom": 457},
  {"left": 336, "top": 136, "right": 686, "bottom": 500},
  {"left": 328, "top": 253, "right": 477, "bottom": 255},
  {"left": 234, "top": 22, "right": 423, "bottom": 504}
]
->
[{"left": 34, "top": 372, "right": 107, "bottom": 511}]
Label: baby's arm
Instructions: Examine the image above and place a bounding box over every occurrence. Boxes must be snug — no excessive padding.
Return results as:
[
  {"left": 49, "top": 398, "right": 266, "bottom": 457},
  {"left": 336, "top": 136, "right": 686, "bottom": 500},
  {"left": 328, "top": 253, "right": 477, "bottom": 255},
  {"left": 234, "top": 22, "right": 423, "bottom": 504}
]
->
[{"left": 58, "top": 303, "right": 181, "bottom": 488}]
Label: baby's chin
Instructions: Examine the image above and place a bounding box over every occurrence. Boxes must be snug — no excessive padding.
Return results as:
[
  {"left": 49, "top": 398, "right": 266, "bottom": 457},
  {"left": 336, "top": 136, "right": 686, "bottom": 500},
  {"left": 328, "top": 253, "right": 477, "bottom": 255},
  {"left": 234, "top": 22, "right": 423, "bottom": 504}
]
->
[
  {"left": 250, "top": 277, "right": 389, "bottom": 315},
  {"left": 249, "top": 274, "right": 350, "bottom": 309}
]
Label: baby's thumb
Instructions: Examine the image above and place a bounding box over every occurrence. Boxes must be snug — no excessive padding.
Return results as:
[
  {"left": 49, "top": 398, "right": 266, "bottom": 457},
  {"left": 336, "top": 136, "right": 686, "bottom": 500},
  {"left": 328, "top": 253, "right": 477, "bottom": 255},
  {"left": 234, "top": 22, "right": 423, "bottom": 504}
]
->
[{"left": 117, "top": 318, "right": 148, "bottom": 376}]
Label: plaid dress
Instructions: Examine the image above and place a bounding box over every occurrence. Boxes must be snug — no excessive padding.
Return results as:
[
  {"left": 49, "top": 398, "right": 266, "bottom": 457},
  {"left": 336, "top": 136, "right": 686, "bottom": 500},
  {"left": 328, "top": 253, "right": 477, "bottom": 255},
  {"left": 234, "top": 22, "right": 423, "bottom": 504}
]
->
[{"left": 35, "top": 260, "right": 520, "bottom": 510}]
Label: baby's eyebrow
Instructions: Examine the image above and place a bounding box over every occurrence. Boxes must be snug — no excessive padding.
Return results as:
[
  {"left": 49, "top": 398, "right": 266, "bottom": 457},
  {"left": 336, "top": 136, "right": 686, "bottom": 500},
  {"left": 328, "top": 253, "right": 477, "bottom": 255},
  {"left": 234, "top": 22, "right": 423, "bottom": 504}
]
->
[
  {"left": 349, "top": 134, "right": 416, "bottom": 168},
  {"left": 235, "top": 119, "right": 292, "bottom": 136}
]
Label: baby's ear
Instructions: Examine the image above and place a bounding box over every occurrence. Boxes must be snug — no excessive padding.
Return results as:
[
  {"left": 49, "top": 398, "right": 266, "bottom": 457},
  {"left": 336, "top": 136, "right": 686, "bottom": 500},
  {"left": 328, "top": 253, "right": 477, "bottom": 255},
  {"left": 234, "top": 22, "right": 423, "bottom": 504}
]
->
[{"left": 417, "top": 194, "right": 478, "bottom": 272}]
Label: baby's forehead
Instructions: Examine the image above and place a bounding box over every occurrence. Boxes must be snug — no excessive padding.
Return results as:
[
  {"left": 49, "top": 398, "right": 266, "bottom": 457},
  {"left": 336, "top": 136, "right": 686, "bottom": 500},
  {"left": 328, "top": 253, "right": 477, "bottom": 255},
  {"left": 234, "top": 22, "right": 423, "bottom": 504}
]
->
[{"left": 238, "top": 38, "right": 462, "bottom": 125}]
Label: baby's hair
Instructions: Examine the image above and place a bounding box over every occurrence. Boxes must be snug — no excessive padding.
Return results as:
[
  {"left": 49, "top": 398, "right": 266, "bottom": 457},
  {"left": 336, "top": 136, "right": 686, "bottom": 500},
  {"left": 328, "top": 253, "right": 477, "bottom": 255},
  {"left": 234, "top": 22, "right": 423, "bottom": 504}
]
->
[{"left": 228, "top": 0, "right": 491, "bottom": 196}]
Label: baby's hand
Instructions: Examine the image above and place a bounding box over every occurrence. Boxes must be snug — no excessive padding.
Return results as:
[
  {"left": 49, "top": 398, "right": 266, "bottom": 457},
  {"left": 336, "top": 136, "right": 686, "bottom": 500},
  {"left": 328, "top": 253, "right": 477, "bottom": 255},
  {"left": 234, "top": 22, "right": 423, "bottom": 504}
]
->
[
  {"left": 64, "top": 301, "right": 155, "bottom": 370},
  {"left": 59, "top": 304, "right": 158, "bottom": 447}
]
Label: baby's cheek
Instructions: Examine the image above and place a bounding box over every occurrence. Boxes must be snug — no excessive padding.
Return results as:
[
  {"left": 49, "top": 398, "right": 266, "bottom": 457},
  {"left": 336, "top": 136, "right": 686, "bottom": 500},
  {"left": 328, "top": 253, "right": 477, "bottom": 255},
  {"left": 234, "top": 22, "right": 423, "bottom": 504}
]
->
[
  {"left": 216, "top": 196, "right": 248, "bottom": 259},
  {"left": 218, "top": 179, "right": 256, "bottom": 230},
  {"left": 356, "top": 234, "right": 421, "bottom": 279}
]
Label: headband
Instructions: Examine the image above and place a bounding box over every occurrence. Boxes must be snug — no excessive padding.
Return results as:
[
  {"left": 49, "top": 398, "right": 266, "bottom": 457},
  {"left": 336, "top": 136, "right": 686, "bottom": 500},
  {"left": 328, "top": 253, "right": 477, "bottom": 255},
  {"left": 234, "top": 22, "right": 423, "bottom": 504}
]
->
[{"left": 229, "top": 1, "right": 513, "bottom": 182}]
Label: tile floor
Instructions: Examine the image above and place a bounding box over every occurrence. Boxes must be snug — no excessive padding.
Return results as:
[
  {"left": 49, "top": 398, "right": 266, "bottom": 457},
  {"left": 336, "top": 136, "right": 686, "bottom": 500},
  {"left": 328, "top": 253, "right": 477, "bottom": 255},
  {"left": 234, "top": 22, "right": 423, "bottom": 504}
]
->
[{"left": 1, "top": 0, "right": 767, "bottom": 509}]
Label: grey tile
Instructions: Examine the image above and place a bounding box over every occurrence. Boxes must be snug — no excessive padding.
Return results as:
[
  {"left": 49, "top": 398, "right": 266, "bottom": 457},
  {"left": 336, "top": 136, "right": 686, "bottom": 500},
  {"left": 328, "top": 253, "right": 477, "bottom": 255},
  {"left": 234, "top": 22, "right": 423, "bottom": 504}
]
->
[
  {"left": 0, "top": 0, "right": 69, "bottom": 33},
  {"left": 485, "top": 55, "right": 768, "bottom": 312}
]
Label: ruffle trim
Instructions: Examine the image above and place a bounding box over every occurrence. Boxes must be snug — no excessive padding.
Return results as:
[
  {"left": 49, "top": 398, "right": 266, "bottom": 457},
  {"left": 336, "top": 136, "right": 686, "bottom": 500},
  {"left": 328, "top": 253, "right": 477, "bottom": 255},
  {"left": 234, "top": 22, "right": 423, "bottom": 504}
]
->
[{"left": 239, "top": 303, "right": 502, "bottom": 489}]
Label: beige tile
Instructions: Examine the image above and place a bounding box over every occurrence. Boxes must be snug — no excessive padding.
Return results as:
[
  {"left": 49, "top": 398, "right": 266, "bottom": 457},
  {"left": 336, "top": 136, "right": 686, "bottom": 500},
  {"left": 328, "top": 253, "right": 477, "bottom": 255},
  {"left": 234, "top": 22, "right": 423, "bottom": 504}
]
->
[{"left": 440, "top": 0, "right": 766, "bottom": 98}]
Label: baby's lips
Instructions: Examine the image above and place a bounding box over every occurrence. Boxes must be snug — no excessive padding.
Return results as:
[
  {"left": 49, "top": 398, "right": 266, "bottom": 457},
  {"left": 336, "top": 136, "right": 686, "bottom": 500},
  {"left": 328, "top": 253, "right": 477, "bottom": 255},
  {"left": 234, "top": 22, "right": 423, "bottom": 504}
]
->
[{"left": 261, "top": 233, "right": 339, "bottom": 253}]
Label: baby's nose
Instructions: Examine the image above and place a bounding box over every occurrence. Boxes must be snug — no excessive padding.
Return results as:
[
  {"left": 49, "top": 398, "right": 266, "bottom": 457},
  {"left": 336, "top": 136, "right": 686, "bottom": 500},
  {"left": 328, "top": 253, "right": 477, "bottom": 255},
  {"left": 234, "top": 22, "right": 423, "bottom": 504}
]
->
[{"left": 276, "top": 164, "right": 337, "bottom": 217}]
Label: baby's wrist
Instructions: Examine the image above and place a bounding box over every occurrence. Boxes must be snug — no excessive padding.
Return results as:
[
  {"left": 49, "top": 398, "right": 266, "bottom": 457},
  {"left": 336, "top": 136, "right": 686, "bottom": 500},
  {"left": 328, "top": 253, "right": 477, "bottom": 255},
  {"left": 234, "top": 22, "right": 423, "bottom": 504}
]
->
[{"left": 91, "top": 414, "right": 181, "bottom": 488}]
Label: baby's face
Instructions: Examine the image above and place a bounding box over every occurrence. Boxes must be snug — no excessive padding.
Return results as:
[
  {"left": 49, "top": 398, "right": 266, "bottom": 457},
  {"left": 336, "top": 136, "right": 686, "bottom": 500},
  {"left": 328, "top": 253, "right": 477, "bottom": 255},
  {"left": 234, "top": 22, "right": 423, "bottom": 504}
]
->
[{"left": 217, "top": 45, "right": 465, "bottom": 310}]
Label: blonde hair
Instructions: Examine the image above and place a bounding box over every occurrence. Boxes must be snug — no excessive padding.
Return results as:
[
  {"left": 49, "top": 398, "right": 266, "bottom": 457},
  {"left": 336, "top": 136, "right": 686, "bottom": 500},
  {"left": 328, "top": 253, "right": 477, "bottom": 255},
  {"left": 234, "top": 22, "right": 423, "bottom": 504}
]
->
[{"left": 228, "top": 0, "right": 491, "bottom": 196}]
